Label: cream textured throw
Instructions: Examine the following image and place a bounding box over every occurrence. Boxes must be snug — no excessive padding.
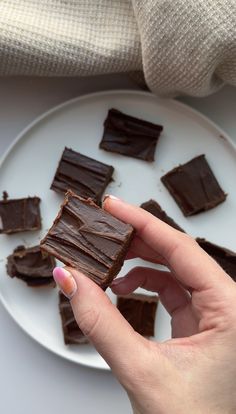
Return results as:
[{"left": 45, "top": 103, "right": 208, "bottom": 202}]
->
[{"left": 0, "top": 0, "right": 236, "bottom": 96}]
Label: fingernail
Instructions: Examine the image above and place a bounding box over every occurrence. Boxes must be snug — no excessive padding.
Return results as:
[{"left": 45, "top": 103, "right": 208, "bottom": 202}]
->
[
  {"left": 53, "top": 267, "right": 77, "bottom": 299},
  {"left": 111, "top": 277, "right": 124, "bottom": 287},
  {"left": 103, "top": 194, "right": 120, "bottom": 205}
]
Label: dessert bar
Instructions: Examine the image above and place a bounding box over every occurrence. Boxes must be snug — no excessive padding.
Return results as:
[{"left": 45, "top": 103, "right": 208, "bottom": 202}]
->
[
  {"left": 99, "top": 108, "right": 163, "bottom": 161},
  {"left": 41, "top": 191, "right": 135, "bottom": 290}
]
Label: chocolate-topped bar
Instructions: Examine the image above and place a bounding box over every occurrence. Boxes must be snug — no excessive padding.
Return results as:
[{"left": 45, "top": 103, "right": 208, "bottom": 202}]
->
[
  {"left": 59, "top": 293, "right": 88, "bottom": 344},
  {"left": 161, "top": 155, "right": 227, "bottom": 216},
  {"left": 40, "top": 191, "right": 135, "bottom": 290},
  {"left": 7, "top": 245, "right": 56, "bottom": 287},
  {"left": 51, "top": 147, "right": 114, "bottom": 204},
  {"left": 0, "top": 194, "right": 41, "bottom": 234},
  {"left": 117, "top": 293, "right": 158, "bottom": 337},
  {"left": 197, "top": 238, "right": 236, "bottom": 282},
  {"left": 99, "top": 109, "right": 163, "bottom": 161},
  {"left": 140, "top": 199, "right": 185, "bottom": 232}
]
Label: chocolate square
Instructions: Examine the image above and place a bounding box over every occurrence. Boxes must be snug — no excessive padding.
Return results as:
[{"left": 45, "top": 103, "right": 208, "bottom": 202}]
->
[
  {"left": 40, "top": 191, "right": 135, "bottom": 290},
  {"left": 0, "top": 196, "right": 41, "bottom": 234},
  {"left": 117, "top": 293, "right": 158, "bottom": 337},
  {"left": 50, "top": 147, "right": 114, "bottom": 204},
  {"left": 197, "top": 238, "right": 236, "bottom": 282},
  {"left": 161, "top": 155, "right": 227, "bottom": 216},
  {"left": 99, "top": 109, "right": 163, "bottom": 161},
  {"left": 6, "top": 245, "right": 56, "bottom": 287},
  {"left": 59, "top": 293, "right": 88, "bottom": 345},
  {"left": 140, "top": 199, "right": 185, "bottom": 232}
]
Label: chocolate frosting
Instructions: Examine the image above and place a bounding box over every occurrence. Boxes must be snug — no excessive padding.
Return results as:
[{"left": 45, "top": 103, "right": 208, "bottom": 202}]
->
[
  {"left": 117, "top": 293, "right": 158, "bottom": 337},
  {"left": 59, "top": 293, "right": 88, "bottom": 344},
  {"left": 41, "top": 191, "right": 135, "bottom": 289},
  {"left": 7, "top": 245, "right": 56, "bottom": 287},
  {"left": 0, "top": 196, "right": 41, "bottom": 234},
  {"left": 141, "top": 199, "right": 185, "bottom": 232},
  {"left": 99, "top": 108, "right": 163, "bottom": 161},
  {"left": 197, "top": 238, "right": 236, "bottom": 281},
  {"left": 51, "top": 147, "right": 114, "bottom": 204},
  {"left": 161, "top": 155, "right": 227, "bottom": 216}
]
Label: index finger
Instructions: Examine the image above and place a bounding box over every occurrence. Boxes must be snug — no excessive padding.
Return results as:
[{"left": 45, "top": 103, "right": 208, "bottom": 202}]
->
[{"left": 103, "top": 196, "right": 232, "bottom": 292}]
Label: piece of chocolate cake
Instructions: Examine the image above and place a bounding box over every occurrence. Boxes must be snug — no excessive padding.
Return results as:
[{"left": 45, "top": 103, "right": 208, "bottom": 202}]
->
[
  {"left": 59, "top": 293, "right": 88, "bottom": 344},
  {"left": 99, "top": 109, "right": 163, "bottom": 161},
  {"left": 0, "top": 194, "right": 41, "bottom": 234},
  {"left": 50, "top": 147, "right": 114, "bottom": 204},
  {"left": 40, "top": 191, "right": 135, "bottom": 290},
  {"left": 117, "top": 293, "right": 158, "bottom": 337},
  {"left": 197, "top": 238, "right": 236, "bottom": 282},
  {"left": 6, "top": 245, "right": 56, "bottom": 287},
  {"left": 161, "top": 155, "right": 227, "bottom": 216},
  {"left": 140, "top": 199, "right": 185, "bottom": 232}
]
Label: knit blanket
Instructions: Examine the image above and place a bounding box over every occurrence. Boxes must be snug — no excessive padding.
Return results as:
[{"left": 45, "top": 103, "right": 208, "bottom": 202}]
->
[{"left": 0, "top": 0, "right": 236, "bottom": 96}]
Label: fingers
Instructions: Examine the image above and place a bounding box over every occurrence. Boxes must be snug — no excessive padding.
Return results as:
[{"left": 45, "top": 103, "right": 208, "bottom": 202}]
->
[
  {"left": 54, "top": 267, "right": 151, "bottom": 381},
  {"left": 111, "top": 267, "right": 190, "bottom": 317},
  {"left": 126, "top": 236, "right": 166, "bottom": 264},
  {"left": 104, "top": 197, "right": 232, "bottom": 292}
]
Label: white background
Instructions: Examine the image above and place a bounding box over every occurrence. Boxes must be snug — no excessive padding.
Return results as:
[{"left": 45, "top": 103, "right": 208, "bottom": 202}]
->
[{"left": 0, "top": 75, "right": 235, "bottom": 414}]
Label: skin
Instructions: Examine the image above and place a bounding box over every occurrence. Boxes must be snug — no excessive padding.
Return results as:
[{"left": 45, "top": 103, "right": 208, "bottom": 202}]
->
[{"left": 55, "top": 197, "right": 236, "bottom": 414}]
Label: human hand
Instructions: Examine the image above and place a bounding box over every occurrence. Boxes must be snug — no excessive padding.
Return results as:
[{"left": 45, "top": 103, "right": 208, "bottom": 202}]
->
[{"left": 53, "top": 196, "right": 236, "bottom": 414}]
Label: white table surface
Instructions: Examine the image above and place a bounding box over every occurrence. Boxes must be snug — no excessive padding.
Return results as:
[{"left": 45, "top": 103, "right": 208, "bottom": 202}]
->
[{"left": 0, "top": 75, "right": 235, "bottom": 414}]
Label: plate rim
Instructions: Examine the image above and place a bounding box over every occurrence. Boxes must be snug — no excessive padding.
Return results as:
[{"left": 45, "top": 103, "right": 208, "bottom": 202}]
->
[{"left": 1, "top": 88, "right": 236, "bottom": 370}]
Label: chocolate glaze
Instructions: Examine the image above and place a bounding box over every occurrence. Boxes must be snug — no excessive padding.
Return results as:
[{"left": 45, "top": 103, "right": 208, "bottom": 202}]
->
[
  {"left": 50, "top": 147, "right": 114, "bottom": 204},
  {"left": 197, "top": 238, "right": 236, "bottom": 282},
  {"left": 140, "top": 199, "right": 185, "bottom": 232},
  {"left": 41, "top": 191, "right": 135, "bottom": 289},
  {"left": 117, "top": 293, "right": 158, "bottom": 337},
  {"left": 59, "top": 293, "right": 88, "bottom": 344},
  {"left": 99, "top": 108, "right": 163, "bottom": 161},
  {"left": 161, "top": 155, "right": 227, "bottom": 216},
  {"left": 7, "top": 245, "right": 56, "bottom": 287},
  {"left": 0, "top": 196, "right": 41, "bottom": 234}
]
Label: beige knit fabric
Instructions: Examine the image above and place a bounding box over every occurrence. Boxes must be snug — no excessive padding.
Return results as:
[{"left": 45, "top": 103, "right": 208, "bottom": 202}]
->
[{"left": 0, "top": 0, "right": 236, "bottom": 96}]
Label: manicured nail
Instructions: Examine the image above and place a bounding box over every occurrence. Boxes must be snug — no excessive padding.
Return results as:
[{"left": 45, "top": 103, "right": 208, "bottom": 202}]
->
[
  {"left": 53, "top": 267, "right": 77, "bottom": 299},
  {"left": 111, "top": 277, "right": 124, "bottom": 287},
  {"left": 103, "top": 194, "right": 120, "bottom": 205}
]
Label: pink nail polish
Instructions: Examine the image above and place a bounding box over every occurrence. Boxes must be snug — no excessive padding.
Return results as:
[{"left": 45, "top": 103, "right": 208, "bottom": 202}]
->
[
  {"left": 53, "top": 267, "right": 77, "bottom": 299},
  {"left": 111, "top": 277, "right": 124, "bottom": 286},
  {"left": 103, "top": 194, "right": 120, "bottom": 204}
]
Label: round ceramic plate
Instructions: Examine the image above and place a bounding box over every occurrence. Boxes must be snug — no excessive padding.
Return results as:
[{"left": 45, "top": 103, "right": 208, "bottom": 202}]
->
[{"left": 0, "top": 90, "right": 236, "bottom": 370}]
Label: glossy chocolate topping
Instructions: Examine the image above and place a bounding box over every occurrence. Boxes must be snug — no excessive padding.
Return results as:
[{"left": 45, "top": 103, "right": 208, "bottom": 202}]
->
[
  {"left": 59, "top": 293, "right": 88, "bottom": 344},
  {"left": 197, "top": 238, "right": 236, "bottom": 281},
  {"left": 117, "top": 293, "right": 158, "bottom": 337},
  {"left": 99, "top": 108, "right": 163, "bottom": 161},
  {"left": 50, "top": 147, "right": 114, "bottom": 204},
  {"left": 41, "top": 191, "right": 135, "bottom": 289},
  {"left": 0, "top": 196, "right": 41, "bottom": 234},
  {"left": 140, "top": 199, "right": 185, "bottom": 232},
  {"left": 161, "top": 155, "right": 227, "bottom": 216},
  {"left": 7, "top": 245, "right": 56, "bottom": 287}
]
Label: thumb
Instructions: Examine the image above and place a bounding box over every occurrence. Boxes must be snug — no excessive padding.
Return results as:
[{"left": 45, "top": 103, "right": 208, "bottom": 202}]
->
[{"left": 53, "top": 266, "right": 150, "bottom": 381}]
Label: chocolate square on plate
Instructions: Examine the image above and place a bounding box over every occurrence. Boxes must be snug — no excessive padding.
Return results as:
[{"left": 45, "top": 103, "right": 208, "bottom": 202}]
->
[
  {"left": 197, "top": 238, "right": 236, "bottom": 282},
  {"left": 59, "top": 293, "right": 88, "bottom": 345},
  {"left": 0, "top": 195, "right": 41, "bottom": 234},
  {"left": 117, "top": 293, "right": 158, "bottom": 337},
  {"left": 40, "top": 191, "right": 135, "bottom": 290},
  {"left": 6, "top": 245, "right": 56, "bottom": 287},
  {"left": 140, "top": 199, "right": 185, "bottom": 232},
  {"left": 50, "top": 147, "right": 114, "bottom": 204},
  {"left": 161, "top": 155, "right": 227, "bottom": 216},
  {"left": 99, "top": 109, "right": 163, "bottom": 161}
]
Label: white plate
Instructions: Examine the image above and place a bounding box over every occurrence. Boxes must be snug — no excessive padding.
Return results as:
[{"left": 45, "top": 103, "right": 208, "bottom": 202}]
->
[{"left": 0, "top": 90, "right": 236, "bottom": 370}]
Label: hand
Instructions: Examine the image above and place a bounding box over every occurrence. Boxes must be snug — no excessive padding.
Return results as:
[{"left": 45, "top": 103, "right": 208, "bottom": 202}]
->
[{"left": 53, "top": 196, "right": 236, "bottom": 414}]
